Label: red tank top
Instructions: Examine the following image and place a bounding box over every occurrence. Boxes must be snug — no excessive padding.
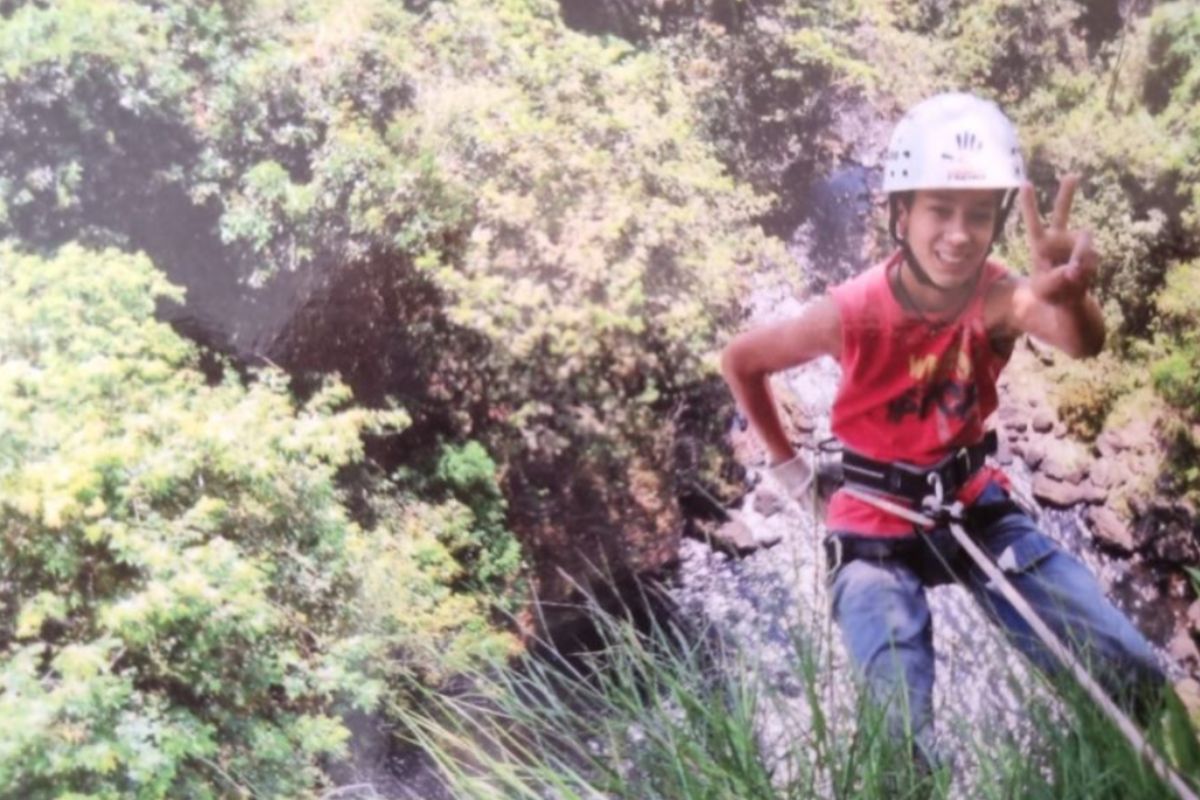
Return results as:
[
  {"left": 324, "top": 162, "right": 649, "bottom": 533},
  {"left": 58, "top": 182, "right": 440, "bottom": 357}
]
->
[{"left": 827, "top": 251, "right": 1012, "bottom": 536}]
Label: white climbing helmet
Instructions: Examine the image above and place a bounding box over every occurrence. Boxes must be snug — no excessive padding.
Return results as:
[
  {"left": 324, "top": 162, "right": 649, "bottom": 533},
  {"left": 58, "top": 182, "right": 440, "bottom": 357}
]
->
[{"left": 882, "top": 92, "right": 1025, "bottom": 194}]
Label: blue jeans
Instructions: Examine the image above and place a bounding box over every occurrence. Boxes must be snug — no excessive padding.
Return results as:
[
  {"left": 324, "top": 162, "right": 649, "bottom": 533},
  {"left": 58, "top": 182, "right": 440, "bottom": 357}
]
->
[{"left": 829, "top": 482, "right": 1164, "bottom": 759}]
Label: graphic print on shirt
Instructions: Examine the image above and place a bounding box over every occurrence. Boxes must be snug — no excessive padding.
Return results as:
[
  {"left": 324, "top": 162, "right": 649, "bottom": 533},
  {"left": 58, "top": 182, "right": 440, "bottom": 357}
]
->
[{"left": 886, "top": 327, "right": 978, "bottom": 433}]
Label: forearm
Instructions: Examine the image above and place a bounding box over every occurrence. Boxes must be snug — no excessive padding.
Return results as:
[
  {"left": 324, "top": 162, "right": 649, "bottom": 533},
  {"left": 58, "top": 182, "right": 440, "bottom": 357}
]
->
[
  {"left": 720, "top": 361, "right": 795, "bottom": 465},
  {"left": 717, "top": 298, "right": 841, "bottom": 465},
  {"left": 1052, "top": 294, "right": 1106, "bottom": 358}
]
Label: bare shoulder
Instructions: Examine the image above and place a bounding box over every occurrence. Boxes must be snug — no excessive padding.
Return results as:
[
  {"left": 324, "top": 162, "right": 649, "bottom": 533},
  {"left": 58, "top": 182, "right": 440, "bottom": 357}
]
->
[{"left": 722, "top": 295, "right": 842, "bottom": 377}]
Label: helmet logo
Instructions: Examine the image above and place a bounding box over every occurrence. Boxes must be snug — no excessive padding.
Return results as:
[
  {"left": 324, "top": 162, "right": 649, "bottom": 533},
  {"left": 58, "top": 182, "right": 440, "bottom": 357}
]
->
[
  {"left": 955, "top": 130, "right": 983, "bottom": 151},
  {"left": 940, "top": 130, "right": 987, "bottom": 181}
]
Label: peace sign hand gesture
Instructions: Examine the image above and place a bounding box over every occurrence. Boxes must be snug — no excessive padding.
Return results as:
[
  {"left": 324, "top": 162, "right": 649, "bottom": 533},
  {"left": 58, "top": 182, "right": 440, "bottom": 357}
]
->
[{"left": 1018, "top": 175, "right": 1098, "bottom": 308}]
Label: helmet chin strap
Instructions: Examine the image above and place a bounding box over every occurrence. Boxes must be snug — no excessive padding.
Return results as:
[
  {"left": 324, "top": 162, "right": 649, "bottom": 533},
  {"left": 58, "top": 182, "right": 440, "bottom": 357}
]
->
[{"left": 899, "top": 240, "right": 950, "bottom": 291}]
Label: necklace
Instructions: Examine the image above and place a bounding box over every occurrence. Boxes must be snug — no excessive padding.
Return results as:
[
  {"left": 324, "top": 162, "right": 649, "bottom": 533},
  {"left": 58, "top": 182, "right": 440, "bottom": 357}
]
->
[{"left": 889, "top": 258, "right": 978, "bottom": 328}]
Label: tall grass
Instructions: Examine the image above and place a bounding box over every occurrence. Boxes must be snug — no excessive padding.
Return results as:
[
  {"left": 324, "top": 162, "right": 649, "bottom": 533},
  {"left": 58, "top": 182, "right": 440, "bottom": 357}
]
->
[{"left": 393, "top": 581, "right": 1186, "bottom": 800}]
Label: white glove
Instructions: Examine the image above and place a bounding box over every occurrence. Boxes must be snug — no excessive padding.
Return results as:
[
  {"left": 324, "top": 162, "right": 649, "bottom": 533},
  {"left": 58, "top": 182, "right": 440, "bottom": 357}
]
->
[{"left": 768, "top": 452, "right": 814, "bottom": 506}]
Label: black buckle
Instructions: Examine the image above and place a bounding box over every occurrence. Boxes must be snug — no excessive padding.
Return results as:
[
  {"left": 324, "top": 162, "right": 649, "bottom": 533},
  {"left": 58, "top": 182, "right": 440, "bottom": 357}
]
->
[
  {"left": 841, "top": 431, "right": 998, "bottom": 505},
  {"left": 825, "top": 533, "right": 924, "bottom": 571},
  {"left": 954, "top": 446, "right": 972, "bottom": 483}
]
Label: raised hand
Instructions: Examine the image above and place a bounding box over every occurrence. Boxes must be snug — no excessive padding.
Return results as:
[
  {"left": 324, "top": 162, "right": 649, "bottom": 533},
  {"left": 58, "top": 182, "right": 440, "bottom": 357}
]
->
[{"left": 1018, "top": 175, "right": 1099, "bottom": 307}]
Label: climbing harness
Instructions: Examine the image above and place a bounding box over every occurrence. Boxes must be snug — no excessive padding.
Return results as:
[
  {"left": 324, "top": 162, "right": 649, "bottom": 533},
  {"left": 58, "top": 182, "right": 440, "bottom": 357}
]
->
[
  {"left": 841, "top": 431, "right": 997, "bottom": 506},
  {"left": 841, "top": 473, "right": 1200, "bottom": 800}
]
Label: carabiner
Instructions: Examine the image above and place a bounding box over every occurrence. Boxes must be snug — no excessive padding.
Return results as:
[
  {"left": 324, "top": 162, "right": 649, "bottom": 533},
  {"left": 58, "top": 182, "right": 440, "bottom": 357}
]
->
[{"left": 922, "top": 471, "right": 946, "bottom": 515}]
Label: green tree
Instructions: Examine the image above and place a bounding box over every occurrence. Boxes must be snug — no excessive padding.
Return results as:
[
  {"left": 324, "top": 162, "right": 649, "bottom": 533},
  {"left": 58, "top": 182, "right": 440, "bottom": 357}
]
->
[{"left": 0, "top": 243, "right": 519, "bottom": 798}]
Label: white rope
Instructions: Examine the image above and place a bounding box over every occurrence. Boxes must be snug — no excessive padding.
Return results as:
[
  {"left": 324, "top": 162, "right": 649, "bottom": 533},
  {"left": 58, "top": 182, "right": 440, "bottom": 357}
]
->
[{"left": 841, "top": 485, "right": 1199, "bottom": 800}]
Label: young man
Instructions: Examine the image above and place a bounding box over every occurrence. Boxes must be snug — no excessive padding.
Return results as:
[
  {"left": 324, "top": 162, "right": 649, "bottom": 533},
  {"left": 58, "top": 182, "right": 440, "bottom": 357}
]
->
[{"left": 721, "top": 93, "right": 1164, "bottom": 767}]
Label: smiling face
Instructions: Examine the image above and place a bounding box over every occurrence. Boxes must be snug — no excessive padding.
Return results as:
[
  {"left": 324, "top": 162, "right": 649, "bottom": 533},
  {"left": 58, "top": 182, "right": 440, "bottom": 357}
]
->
[{"left": 895, "top": 188, "right": 1001, "bottom": 291}]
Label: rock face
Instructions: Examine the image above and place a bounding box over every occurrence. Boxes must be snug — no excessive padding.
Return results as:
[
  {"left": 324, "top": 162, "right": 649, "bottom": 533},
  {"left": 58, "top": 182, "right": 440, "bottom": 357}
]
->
[
  {"left": 986, "top": 344, "right": 1200, "bottom": 695},
  {"left": 711, "top": 518, "right": 757, "bottom": 554},
  {"left": 1032, "top": 475, "right": 1105, "bottom": 508},
  {"left": 753, "top": 488, "right": 787, "bottom": 516},
  {"left": 993, "top": 343, "right": 1200, "bottom": 568},
  {"left": 1085, "top": 505, "right": 1136, "bottom": 553}
]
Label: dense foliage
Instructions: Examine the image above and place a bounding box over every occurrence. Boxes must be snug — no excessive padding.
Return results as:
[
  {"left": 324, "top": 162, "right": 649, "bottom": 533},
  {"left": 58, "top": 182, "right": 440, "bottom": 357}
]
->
[
  {"left": 0, "top": 245, "right": 520, "bottom": 797},
  {"left": 0, "top": 0, "right": 775, "bottom": 794},
  {"left": 0, "top": 0, "right": 780, "bottom": 590},
  {"left": 3, "top": 0, "right": 1200, "bottom": 795}
]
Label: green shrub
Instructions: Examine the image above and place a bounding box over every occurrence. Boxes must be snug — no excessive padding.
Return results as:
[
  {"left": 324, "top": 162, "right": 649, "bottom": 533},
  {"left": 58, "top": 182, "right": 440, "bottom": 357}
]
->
[
  {"left": 0, "top": 243, "right": 520, "bottom": 798},
  {"left": 1142, "top": 2, "right": 1200, "bottom": 241},
  {"left": 1152, "top": 348, "right": 1200, "bottom": 416},
  {"left": 1150, "top": 259, "right": 1200, "bottom": 418},
  {"left": 652, "top": 1, "right": 873, "bottom": 197},
  {"left": 1156, "top": 259, "right": 1200, "bottom": 337},
  {"left": 1158, "top": 418, "right": 1200, "bottom": 505},
  {"left": 433, "top": 441, "right": 524, "bottom": 593},
  {"left": 0, "top": 0, "right": 197, "bottom": 248},
  {"left": 1052, "top": 353, "right": 1136, "bottom": 441},
  {"left": 929, "top": 0, "right": 1084, "bottom": 103},
  {"left": 0, "top": 0, "right": 780, "bottom": 591}
]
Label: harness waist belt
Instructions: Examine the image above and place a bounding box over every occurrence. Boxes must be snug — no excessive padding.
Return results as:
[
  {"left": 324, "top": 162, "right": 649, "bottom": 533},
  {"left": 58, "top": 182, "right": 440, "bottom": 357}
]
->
[
  {"left": 840, "top": 430, "right": 998, "bottom": 503},
  {"left": 823, "top": 534, "right": 923, "bottom": 568}
]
